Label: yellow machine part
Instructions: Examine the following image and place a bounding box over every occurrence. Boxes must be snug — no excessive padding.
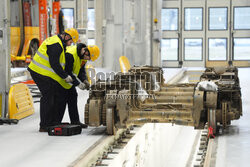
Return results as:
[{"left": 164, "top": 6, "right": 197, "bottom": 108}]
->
[
  {"left": 85, "top": 64, "right": 96, "bottom": 85},
  {"left": 119, "top": 56, "right": 131, "bottom": 73},
  {"left": 8, "top": 83, "right": 34, "bottom": 120},
  {"left": 10, "top": 26, "right": 39, "bottom": 62},
  {"left": 21, "top": 27, "right": 39, "bottom": 57},
  {"left": 10, "top": 27, "right": 21, "bottom": 62}
]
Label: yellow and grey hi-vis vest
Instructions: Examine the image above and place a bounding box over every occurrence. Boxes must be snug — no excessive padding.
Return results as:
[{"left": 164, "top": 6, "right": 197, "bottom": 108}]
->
[
  {"left": 64, "top": 45, "right": 83, "bottom": 88},
  {"left": 28, "top": 35, "right": 71, "bottom": 89}
]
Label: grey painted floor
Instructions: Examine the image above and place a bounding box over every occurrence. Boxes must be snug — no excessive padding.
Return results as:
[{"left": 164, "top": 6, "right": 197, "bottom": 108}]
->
[
  {"left": 0, "top": 89, "right": 107, "bottom": 167},
  {"left": 215, "top": 68, "right": 250, "bottom": 167}
]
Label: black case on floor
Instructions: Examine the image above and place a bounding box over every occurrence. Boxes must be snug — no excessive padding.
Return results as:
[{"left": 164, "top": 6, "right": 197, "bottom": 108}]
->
[{"left": 48, "top": 124, "right": 82, "bottom": 136}]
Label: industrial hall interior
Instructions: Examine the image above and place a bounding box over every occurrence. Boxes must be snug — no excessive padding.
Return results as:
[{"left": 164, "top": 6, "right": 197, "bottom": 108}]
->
[{"left": 1, "top": 0, "right": 250, "bottom": 166}]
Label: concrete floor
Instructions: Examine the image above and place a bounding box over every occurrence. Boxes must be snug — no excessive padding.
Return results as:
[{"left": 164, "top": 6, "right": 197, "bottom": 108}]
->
[
  {"left": 0, "top": 68, "right": 249, "bottom": 167},
  {"left": 0, "top": 89, "right": 107, "bottom": 167},
  {"left": 215, "top": 68, "right": 250, "bottom": 167}
]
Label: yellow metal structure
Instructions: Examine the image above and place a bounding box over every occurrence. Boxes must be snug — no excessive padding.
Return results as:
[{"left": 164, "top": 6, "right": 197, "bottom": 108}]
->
[
  {"left": 119, "top": 56, "right": 131, "bottom": 73},
  {"left": 8, "top": 83, "right": 34, "bottom": 119},
  {"left": 85, "top": 64, "right": 96, "bottom": 85},
  {"left": 22, "top": 27, "right": 39, "bottom": 61},
  {"left": 10, "top": 27, "right": 21, "bottom": 62},
  {"left": 10, "top": 26, "right": 39, "bottom": 63}
]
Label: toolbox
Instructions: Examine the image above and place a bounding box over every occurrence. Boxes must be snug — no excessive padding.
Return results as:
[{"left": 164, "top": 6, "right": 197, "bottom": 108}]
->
[{"left": 48, "top": 124, "right": 82, "bottom": 136}]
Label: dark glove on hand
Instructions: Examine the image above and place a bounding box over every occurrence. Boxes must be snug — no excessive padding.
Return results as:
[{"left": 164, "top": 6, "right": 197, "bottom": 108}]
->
[{"left": 83, "top": 80, "right": 90, "bottom": 89}]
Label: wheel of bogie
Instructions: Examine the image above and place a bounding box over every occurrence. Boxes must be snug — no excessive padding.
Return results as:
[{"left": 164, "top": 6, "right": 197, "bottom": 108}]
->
[
  {"left": 102, "top": 104, "right": 107, "bottom": 126},
  {"left": 84, "top": 104, "right": 89, "bottom": 125},
  {"left": 106, "top": 108, "right": 116, "bottom": 135}
]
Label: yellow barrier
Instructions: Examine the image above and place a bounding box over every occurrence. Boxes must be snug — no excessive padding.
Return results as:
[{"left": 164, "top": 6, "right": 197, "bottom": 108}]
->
[
  {"left": 119, "top": 56, "right": 131, "bottom": 73},
  {"left": 8, "top": 83, "right": 34, "bottom": 120},
  {"left": 85, "top": 64, "right": 96, "bottom": 85}
]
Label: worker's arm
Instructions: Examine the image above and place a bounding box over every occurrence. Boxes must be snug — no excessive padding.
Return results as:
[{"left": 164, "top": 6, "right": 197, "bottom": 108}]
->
[
  {"left": 78, "top": 64, "right": 87, "bottom": 82},
  {"left": 65, "top": 52, "right": 80, "bottom": 86},
  {"left": 47, "top": 43, "right": 68, "bottom": 79},
  {"left": 77, "top": 65, "right": 90, "bottom": 90}
]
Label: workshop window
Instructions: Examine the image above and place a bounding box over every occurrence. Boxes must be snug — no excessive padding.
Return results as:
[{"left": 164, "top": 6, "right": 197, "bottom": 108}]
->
[
  {"left": 88, "top": 8, "right": 95, "bottom": 31},
  {"left": 184, "top": 38, "right": 202, "bottom": 60},
  {"left": 209, "top": 7, "right": 227, "bottom": 30},
  {"left": 184, "top": 8, "right": 203, "bottom": 31},
  {"left": 161, "top": 8, "right": 178, "bottom": 31},
  {"left": 234, "top": 7, "right": 250, "bottom": 30},
  {"left": 88, "top": 39, "right": 95, "bottom": 45},
  {"left": 62, "top": 8, "right": 74, "bottom": 29},
  {"left": 208, "top": 38, "right": 227, "bottom": 61},
  {"left": 161, "top": 39, "right": 178, "bottom": 61},
  {"left": 233, "top": 38, "right": 250, "bottom": 60}
]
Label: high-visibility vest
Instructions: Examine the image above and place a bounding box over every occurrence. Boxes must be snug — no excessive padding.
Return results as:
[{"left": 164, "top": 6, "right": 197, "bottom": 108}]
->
[
  {"left": 66, "top": 45, "right": 81, "bottom": 87},
  {"left": 28, "top": 35, "right": 71, "bottom": 89},
  {"left": 65, "top": 46, "right": 88, "bottom": 87}
]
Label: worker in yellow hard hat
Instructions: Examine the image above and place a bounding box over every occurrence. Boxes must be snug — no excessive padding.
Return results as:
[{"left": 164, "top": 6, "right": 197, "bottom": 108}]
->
[
  {"left": 28, "top": 28, "right": 79, "bottom": 132},
  {"left": 86, "top": 45, "right": 100, "bottom": 62},
  {"left": 56, "top": 44, "right": 100, "bottom": 128}
]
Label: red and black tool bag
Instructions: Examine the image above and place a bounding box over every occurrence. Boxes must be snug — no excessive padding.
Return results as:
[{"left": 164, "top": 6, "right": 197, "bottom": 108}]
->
[{"left": 48, "top": 124, "right": 82, "bottom": 136}]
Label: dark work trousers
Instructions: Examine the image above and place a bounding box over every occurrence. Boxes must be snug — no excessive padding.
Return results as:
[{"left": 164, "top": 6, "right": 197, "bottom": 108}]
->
[
  {"left": 28, "top": 69, "right": 62, "bottom": 128},
  {"left": 57, "top": 86, "right": 80, "bottom": 124}
]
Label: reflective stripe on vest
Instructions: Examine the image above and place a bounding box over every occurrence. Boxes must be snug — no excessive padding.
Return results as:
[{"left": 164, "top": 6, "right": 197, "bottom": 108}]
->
[
  {"left": 31, "top": 58, "right": 72, "bottom": 86},
  {"left": 37, "top": 50, "right": 65, "bottom": 67},
  {"left": 28, "top": 35, "right": 72, "bottom": 89}
]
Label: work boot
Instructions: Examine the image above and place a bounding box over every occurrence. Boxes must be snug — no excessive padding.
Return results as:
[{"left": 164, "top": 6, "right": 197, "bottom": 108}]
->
[
  {"left": 72, "top": 122, "right": 88, "bottom": 128},
  {"left": 79, "top": 123, "right": 88, "bottom": 128},
  {"left": 39, "top": 127, "right": 48, "bottom": 132}
]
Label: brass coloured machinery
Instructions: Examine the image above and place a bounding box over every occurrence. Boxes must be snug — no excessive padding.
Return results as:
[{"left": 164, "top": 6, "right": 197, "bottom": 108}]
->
[{"left": 84, "top": 66, "right": 242, "bottom": 135}]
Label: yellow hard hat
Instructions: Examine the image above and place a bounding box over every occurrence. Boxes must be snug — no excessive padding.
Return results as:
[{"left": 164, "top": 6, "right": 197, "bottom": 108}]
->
[
  {"left": 87, "top": 45, "right": 100, "bottom": 61},
  {"left": 64, "top": 28, "right": 79, "bottom": 43}
]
